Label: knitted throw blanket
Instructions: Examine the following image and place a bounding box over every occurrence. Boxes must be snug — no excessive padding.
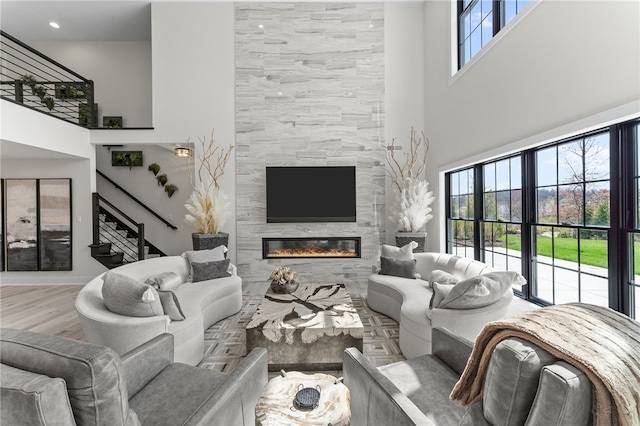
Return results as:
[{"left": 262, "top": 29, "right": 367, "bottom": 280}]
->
[{"left": 450, "top": 303, "right": 640, "bottom": 426}]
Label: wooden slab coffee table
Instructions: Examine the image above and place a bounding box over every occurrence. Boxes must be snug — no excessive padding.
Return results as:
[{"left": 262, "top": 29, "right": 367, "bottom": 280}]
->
[{"left": 246, "top": 283, "right": 364, "bottom": 371}]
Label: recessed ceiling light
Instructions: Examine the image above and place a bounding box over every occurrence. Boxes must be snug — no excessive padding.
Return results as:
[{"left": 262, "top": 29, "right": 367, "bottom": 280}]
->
[
  {"left": 258, "top": 24, "right": 264, "bottom": 29},
  {"left": 49, "top": 22, "right": 60, "bottom": 29}
]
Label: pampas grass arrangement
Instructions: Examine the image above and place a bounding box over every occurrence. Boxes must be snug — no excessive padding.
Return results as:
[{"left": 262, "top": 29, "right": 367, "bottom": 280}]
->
[{"left": 184, "top": 130, "right": 234, "bottom": 234}]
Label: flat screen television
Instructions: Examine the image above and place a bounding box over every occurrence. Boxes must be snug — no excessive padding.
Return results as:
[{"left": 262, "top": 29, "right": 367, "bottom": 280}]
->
[{"left": 266, "top": 166, "right": 356, "bottom": 223}]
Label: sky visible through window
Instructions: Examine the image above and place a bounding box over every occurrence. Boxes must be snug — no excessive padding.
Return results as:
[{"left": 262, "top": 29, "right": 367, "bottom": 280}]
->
[{"left": 460, "top": 0, "right": 531, "bottom": 68}]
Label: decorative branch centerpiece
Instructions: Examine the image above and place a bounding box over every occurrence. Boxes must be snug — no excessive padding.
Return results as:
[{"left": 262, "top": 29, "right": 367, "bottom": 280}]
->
[
  {"left": 386, "top": 127, "right": 435, "bottom": 251},
  {"left": 184, "top": 129, "right": 234, "bottom": 250},
  {"left": 268, "top": 266, "right": 300, "bottom": 294}
]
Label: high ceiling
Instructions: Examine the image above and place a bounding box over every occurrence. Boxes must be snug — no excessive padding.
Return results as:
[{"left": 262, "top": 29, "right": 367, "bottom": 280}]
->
[{"left": 0, "top": 1, "right": 151, "bottom": 42}]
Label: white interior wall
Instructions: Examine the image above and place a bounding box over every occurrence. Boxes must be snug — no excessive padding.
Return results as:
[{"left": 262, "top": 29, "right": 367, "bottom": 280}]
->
[
  {"left": 0, "top": 158, "right": 105, "bottom": 284},
  {"left": 95, "top": 144, "right": 193, "bottom": 255},
  {"left": 384, "top": 2, "right": 426, "bottom": 245},
  {"left": 423, "top": 0, "right": 640, "bottom": 251},
  {"left": 28, "top": 41, "right": 152, "bottom": 128}
]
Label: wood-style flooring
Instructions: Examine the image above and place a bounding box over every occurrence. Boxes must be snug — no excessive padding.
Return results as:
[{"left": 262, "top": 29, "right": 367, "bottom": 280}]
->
[{"left": 0, "top": 285, "right": 86, "bottom": 341}]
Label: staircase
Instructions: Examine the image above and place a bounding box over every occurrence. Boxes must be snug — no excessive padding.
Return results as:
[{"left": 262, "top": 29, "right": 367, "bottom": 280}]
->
[{"left": 90, "top": 193, "right": 166, "bottom": 269}]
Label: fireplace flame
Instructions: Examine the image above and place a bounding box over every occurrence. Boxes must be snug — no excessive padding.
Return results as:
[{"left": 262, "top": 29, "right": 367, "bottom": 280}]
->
[{"left": 269, "top": 246, "right": 358, "bottom": 257}]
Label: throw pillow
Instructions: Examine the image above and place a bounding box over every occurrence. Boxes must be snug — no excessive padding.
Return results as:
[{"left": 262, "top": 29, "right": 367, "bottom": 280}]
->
[
  {"left": 191, "top": 259, "right": 232, "bottom": 283},
  {"left": 430, "top": 282, "right": 455, "bottom": 309},
  {"left": 379, "top": 256, "right": 417, "bottom": 279},
  {"left": 157, "top": 291, "right": 186, "bottom": 321},
  {"left": 483, "top": 338, "right": 557, "bottom": 425},
  {"left": 438, "top": 273, "right": 513, "bottom": 309},
  {"left": 481, "top": 270, "right": 528, "bottom": 287},
  {"left": 144, "top": 272, "right": 183, "bottom": 291},
  {"left": 428, "top": 269, "right": 459, "bottom": 288},
  {"left": 102, "top": 272, "right": 164, "bottom": 317},
  {"left": 380, "top": 241, "right": 418, "bottom": 260},
  {"left": 182, "top": 245, "right": 229, "bottom": 279}
]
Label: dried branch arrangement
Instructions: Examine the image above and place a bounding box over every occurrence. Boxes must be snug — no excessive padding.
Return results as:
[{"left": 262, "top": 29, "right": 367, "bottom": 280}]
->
[
  {"left": 386, "top": 127, "right": 429, "bottom": 193},
  {"left": 187, "top": 129, "right": 234, "bottom": 190}
]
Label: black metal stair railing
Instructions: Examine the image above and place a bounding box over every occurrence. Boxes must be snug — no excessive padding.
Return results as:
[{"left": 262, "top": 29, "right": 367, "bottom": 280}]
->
[
  {"left": 91, "top": 193, "right": 166, "bottom": 268},
  {"left": 0, "top": 30, "right": 96, "bottom": 127},
  {"left": 97, "top": 169, "right": 178, "bottom": 230}
]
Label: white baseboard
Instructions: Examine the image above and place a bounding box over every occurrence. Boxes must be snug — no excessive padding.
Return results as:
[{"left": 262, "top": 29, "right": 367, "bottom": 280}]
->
[{"left": 0, "top": 275, "right": 92, "bottom": 285}]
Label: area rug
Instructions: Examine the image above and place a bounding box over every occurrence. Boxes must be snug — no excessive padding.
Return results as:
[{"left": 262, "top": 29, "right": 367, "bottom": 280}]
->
[{"left": 200, "top": 293, "right": 403, "bottom": 373}]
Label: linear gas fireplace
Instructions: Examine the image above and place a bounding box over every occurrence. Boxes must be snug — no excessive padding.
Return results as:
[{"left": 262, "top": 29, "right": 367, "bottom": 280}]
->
[{"left": 262, "top": 237, "right": 361, "bottom": 259}]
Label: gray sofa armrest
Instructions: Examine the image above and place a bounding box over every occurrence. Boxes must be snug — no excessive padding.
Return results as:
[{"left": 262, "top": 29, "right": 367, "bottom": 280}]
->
[
  {"left": 431, "top": 327, "right": 473, "bottom": 376},
  {"left": 121, "top": 333, "right": 174, "bottom": 398},
  {"left": 343, "top": 347, "right": 435, "bottom": 426},
  {"left": 183, "top": 347, "right": 268, "bottom": 426}
]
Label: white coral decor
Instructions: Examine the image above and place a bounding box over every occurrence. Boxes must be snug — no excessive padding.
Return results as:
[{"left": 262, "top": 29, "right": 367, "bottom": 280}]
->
[
  {"left": 386, "top": 127, "right": 434, "bottom": 233},
  {"left": 184, "top": 177, "right": 229, "bottom": 234},
  {"left": 268, "top": 266, "right": 299, "bottom": 286},
  {"left": 392, "top": 177, "right": 435, "bottom": 232}
]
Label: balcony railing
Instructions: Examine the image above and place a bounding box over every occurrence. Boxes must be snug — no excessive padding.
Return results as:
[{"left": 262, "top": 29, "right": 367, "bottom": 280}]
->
[{"left": 0, "top": 30, "right": 95, "bottom": 127}]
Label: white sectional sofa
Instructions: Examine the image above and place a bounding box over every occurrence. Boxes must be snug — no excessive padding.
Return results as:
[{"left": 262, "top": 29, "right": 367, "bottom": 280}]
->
[
  {"left": 368, "top": 252, "right": 515, "bottom": 358},
  {"left": 76, "top": 255, "right": 242, "bottom": 366}
]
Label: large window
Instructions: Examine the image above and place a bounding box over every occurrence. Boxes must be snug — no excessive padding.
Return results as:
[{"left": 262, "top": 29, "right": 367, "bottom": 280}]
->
[
  {"left": 447, "top": 168, "right": 475, "bottom": 259},
  {"left": 458, "top": 0, "right": 531, "bottom": 69},
  {"left": 445, "top": 119, "right": 639, "bottom": 318},
  {"left": 482, "top": 156, "right": 523, "bottom": 276}
]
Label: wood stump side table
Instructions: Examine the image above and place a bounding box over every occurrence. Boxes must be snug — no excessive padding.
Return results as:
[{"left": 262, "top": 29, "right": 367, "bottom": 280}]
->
[{"left": 255, "top": 371, "right": 351, "bottom": 425}]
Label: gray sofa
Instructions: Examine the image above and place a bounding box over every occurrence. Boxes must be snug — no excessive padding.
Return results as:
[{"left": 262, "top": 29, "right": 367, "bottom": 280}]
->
[
  {"left": 0, "top": 328, "right": 268, "bottom": 426},
  {"left": 343, "top": 327, "right": 592, "bottom": 426}
]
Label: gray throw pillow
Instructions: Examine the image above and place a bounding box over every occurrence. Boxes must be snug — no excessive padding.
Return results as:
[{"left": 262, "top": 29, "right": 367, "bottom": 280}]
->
[
  {"left": 379, "top": 256, "right": 417, "bottom": 279},
  {"left": 102, "top": 271, "right": 164, "bottom": 317},
  {"left": 191, "top": 259, "right": 232, "bottom": 283},
  {"left": 483, "top": 338, "right": 557, "bottom": 425},
  {"left": 438, "top": 273, "right": 513, "bottom": 309},
  {"left": 428, "top": 269, "right": 459, "bottom": 288},
  {"left": 144, "top": 272, "right": 183, "bottom": 291},
  {"left": 157, "top": 291, "right": 186, "bottom": 321},
  {"left": 182, "top": 245, "right": 228, "bottom": 279}
]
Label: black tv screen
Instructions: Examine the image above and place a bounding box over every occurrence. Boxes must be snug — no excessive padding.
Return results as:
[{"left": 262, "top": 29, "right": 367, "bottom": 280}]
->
[{"left": 266, "top": 166, "right": 356, "bottom": 223}]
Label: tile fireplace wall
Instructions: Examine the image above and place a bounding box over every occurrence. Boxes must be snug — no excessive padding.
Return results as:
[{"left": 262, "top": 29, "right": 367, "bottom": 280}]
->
[{"left": 235, "top": 3, "right": 385, "bottom": 286}]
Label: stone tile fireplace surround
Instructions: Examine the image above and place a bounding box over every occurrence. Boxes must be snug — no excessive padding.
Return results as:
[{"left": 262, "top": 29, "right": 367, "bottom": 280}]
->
[{"left": 235, "top": 3, "right": 385, "bottom": 286}]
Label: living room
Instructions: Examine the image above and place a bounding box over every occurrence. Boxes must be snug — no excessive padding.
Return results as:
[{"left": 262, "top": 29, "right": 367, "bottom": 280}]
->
[{"left": 1, "top": 1, "right": 639, "bottom": 425}]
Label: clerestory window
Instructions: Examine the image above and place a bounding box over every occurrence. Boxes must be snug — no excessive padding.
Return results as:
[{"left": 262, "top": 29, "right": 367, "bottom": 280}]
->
[{"left": 458, "top": 0, "right": 531, "bottom": 69}]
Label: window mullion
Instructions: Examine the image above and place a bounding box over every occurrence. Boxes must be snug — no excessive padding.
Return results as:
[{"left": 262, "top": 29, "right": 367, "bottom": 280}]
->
[
  {"left": 522, "top": 149, "right": 536, "bottom": 301},
  {"left": 493, "top": 0, "right": 501, "bottom": 35},
  {"left": 474, "top": 164, "right": 484, "bottom": 261}
]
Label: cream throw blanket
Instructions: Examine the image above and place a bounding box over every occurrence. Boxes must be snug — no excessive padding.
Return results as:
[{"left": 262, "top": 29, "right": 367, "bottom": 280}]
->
[{"left": 450, "top": 303, "right": 640, "bottom": 426}]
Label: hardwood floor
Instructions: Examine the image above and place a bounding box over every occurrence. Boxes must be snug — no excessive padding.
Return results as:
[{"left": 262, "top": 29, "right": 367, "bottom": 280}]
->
[
  {"left": 0, "top": 282, "right": 368, "bottom": 343},
  {"left": 0, "top": 285, "right": 86, "bottom": 341}
]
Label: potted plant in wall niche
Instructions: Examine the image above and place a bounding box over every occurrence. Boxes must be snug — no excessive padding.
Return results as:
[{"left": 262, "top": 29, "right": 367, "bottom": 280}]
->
[
  {"left": 386, "top": 127, "right": 435, "bottom": 252},
  {"left": 184, "top": 129, "right": 234, "bottom": 251}
]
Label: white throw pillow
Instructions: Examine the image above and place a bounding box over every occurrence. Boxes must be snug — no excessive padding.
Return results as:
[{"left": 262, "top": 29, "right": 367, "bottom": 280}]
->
[
  {"left": 428, "top": 270, "right": 459, "bottom": 288},
  {"left": 430, "top": 282, "right": 455, "bottom": 309},
  {"left": 380, "top": 241, "right": 418, "bottom": 260},
  {"left": 144, "top": 272, "right": 183, "bottom": 291}
]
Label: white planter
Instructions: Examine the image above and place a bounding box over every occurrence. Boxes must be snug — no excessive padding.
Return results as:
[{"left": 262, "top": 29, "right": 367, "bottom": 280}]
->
[{"left": 395, "top": 232, "right": 427, "bottom": 253}]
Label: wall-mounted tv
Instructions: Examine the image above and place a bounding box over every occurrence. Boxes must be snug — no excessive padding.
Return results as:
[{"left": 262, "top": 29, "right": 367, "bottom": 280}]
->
[{"left": 266, "top": 166, "right": 356, "bottom": 223}]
